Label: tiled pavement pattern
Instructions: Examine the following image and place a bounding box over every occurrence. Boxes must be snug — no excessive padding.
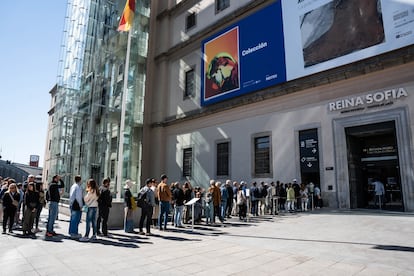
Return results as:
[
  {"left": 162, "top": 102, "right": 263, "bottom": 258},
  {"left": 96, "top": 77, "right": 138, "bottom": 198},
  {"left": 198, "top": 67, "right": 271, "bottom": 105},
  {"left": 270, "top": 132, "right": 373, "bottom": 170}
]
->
[{"left": 1, "top": 208, "right": 413, "bottom": 275}]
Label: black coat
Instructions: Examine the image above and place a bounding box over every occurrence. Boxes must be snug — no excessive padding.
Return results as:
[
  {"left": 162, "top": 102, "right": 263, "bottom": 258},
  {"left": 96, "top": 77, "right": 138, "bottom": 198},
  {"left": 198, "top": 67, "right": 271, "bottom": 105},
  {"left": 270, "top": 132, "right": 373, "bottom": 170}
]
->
[
  {"left": 2, "top": 191, "right": 20, "bottom": 211},
  {"left": 124, "top": 189, "right": 132, "bottom": 209},
  {"left": 172, "top": 188, "right": 185, "bottom": 206},
  {"left": 98, "top": 187, "right": 112, "bottom": 208},
  {"left": 24, "top": 190, "right": 40, "bottom": 210}
]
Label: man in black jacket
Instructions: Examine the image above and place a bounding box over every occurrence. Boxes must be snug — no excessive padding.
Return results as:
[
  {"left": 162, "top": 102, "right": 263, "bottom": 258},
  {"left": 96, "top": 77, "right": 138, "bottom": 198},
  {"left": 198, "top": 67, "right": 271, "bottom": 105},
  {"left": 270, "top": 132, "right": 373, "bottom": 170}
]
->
[
  {"left": 97, "top": 177, "right": 112, "bottom": 237},
  {"left": 45, "top": 175, "right": 64, "bottom": 237}
]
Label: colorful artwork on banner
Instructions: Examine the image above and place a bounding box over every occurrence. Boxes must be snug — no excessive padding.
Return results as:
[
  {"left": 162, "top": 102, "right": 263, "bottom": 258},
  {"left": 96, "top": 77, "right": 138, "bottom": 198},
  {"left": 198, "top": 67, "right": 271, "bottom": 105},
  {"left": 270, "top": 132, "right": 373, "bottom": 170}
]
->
[{"left": 201, "top": 0, "right": 414, "bottom": 106}]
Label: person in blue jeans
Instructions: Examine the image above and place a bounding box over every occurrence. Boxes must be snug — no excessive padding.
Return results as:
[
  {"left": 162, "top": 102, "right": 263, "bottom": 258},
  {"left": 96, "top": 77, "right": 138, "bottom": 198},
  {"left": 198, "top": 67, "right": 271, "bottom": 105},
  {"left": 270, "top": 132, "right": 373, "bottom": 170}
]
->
[
  {"left": 220, "top": 182, "right": 228, "bottom": 220},
  {"left": 68, "top": 175, "right": 83, "bottom": 239},
  {"left": 46, "top": 175, "right": 64, "bottom": 237},
  {"left": 157, "top": 174, "right": 172, "bottom": 230},
  {"left": 80, "top": 179, "right": 100, "bottom": 242},
  {"left": 172, "top": 182, "right": 185, "bottom": 227}
]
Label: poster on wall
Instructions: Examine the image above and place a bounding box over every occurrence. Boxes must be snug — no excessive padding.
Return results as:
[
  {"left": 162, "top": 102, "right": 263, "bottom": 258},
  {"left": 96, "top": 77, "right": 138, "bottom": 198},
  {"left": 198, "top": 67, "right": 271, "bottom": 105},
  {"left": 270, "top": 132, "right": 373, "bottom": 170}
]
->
[
  {"left": 201, "top": 2, "right": 286, "bottom": 106},
  {"left": 283, "top": 0, "right": 414, "bottom": 80},
  {"left": 201, "top": 0, "right": 414, "bottom": 106}
]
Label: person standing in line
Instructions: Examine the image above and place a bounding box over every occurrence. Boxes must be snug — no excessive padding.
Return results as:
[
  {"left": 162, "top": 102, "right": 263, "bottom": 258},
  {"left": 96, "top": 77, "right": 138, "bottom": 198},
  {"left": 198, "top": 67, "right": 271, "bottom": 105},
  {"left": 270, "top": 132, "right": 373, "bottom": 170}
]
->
[
  {"left": 314, "top": 185, "right": 322, "bottom": 208},
  {"left": 225, "top": 180, "right": 234, "bottom": 218},
  {"left": 205, "top": 181, "right": 214, "bottom": 225},
  {"left": 21, "top": 175, "right": 35, "bottom": 222},
  {"left": 0, "top": 177, "right": 7, "bottom": 223},
  {"left": 258, "top": 182, "right": 267, "bottom": 216},
  {"left": 182, "top": 182, "right": 193, "bottom": 224},
  {"left": 138, "top": 178, "right": 156, "bottom": 235},
  {"left": 236, "top": 183, "right": 247, "bottom": 221},
  {"left": 231, "top": 181, "right": 239, "bottom": 216},
  {"left": 279, "top": 183, "right": 287, "bottom": 211},
  {"left": 68, "top": 175, "right": 83, "bottom": 239},
  {"left": 34, "top": 176, "right": 46, "bottom": 233},
  {"left": 22, "top": 182, "right": 39, "bottom": 236},
  {"left": 80, "top": 179, "right": 100, "bottom": 242},
  {"left": 213, "top": 181, "right": 223, "bottom": 223},
  {"left": 124, "top": 179, "right": 135, "bottom": 233},
  {"left": 250, "top": 182, "right": 259, "bottom": 216},
  {"left": 97, "top": 177, "right": 112, "bottom": 237},
  {"left": 286, "top": 183, "right": 296, "bottom": 212},
  {"left": 169, "top": 182, "right": 175, "bottom": 226},
  {"left": 45, "top": 175, "right": 64, "bottom": 237},
  {"left": 300, "top": 183, "right": 309, "bottom": 212},
  {"left": 15, "top": 182, "right": 24, "bottom": 228},
  {"left": 151, "top": 179, "right": 159, "bottom": 228},
  {"left": 172, "top": 182, "right": 185, "bottom": 228},
  {"left": 293, "top": 179, "right": 300, "bottom": 211},
  {"left": 219, "top": 181, "right": 228, "bottom": 220},
  {"left": 2, "top": 183, "right": 20, "bottom": 234},
  {"left": 157, "top": 174, "right": 172, "bottom": 231}
]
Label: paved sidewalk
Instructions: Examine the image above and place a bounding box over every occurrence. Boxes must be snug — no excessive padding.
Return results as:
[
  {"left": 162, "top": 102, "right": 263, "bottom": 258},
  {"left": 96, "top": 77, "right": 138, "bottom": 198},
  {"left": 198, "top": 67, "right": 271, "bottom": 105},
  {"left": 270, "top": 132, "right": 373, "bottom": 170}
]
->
[{"left": 1, "top": 208, "right": 413, "bottom": 275}]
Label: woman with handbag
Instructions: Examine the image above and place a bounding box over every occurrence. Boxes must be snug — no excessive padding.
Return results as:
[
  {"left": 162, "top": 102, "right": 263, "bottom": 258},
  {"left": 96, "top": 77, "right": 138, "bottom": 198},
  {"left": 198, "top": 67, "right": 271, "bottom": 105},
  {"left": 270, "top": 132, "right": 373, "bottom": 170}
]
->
[
  {"left": 79, "top": 179, "right": 100, "bottom": 241},
  {"left": 2, "top": 183, "right": 20, "bottom": 234},
  {"left": 22, "top": 182, "right": 39, "bottom": 236}
]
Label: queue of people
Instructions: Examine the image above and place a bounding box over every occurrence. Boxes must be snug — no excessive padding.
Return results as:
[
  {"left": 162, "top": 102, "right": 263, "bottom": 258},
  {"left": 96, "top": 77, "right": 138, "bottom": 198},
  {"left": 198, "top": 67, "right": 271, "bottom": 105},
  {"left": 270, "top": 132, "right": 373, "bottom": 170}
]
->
[{"left": 1, "top": 173, "right": 324, "bottom": 242}]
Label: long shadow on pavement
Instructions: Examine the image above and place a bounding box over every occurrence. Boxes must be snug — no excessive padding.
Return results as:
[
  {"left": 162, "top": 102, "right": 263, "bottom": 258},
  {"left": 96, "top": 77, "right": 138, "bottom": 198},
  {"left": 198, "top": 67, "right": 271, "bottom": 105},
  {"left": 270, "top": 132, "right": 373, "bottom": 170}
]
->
[{"left": 226, "top": 233, "right": 414, "bottom": 253}]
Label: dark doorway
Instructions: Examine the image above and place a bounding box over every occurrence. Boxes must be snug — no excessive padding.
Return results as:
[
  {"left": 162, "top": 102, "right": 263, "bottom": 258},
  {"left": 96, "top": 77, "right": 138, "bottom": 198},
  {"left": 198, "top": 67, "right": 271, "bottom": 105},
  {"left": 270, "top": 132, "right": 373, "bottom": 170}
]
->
[{"left": 346, "top": 121, "right": 403, "bottom": 211}]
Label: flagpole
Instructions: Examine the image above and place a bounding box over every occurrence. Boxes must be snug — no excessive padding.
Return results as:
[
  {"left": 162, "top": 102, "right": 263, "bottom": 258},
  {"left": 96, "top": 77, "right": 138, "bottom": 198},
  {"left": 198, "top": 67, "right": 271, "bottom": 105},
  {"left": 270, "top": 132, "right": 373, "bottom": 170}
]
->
[{"left": 116, "top": 29, "right": 132, "bottom": 201}]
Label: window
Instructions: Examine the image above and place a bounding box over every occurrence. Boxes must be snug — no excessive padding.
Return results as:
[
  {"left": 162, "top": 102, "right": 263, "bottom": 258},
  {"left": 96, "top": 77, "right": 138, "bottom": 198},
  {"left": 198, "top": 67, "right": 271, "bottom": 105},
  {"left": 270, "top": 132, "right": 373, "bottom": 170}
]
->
[
  {"left": 216, "top": 0, "right": 230, "bottom": 13},
  {"left": 216, "top": 141, "right": 230, "bottom": 176},
  {"left": 186, "top": 12, "right": 196, "bottom": 31},
  {"left": 183, "top": 148, "right": 193, "bottom": 177},
  {"left": 110, "top": 159, "right": 115, "bottom": 179},
  {"left": 184, "top": 68, "right": 195, "bottom": 98},
  {"left": 111, "top": 137, "right": 117, "bottom": 153},
  {"left": 254, "top": 135, "right": 271, "bottom": 175}
]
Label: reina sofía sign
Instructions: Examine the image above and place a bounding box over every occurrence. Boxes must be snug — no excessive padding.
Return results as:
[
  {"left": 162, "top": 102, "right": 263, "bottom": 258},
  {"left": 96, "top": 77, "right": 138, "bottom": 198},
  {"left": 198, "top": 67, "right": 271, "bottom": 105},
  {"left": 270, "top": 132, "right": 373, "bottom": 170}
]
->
[{"left": 328, "top": 88, "right": 408, "bottom": 112}]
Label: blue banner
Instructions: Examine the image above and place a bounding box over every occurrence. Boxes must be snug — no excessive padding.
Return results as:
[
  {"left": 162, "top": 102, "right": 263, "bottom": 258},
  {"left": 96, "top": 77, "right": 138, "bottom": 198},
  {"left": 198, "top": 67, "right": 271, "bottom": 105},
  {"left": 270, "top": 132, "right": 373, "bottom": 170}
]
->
[{"left": 201, "top": 2, "right": 286, "bottom": 106}]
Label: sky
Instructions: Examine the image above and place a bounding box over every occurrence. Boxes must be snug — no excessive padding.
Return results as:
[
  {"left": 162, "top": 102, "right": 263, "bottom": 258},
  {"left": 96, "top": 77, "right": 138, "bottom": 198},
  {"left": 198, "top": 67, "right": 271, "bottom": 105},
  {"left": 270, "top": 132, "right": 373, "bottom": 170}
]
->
[{"left": 0, "top": 1, "right": 67, "bottom": 166}]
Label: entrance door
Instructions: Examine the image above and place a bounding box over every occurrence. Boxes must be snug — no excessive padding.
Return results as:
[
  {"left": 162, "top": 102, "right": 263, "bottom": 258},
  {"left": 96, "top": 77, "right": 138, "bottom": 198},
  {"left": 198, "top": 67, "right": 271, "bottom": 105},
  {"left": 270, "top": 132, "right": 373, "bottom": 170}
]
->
[{"left": 345, "top": 121, "right": 403, "bottom": 211}]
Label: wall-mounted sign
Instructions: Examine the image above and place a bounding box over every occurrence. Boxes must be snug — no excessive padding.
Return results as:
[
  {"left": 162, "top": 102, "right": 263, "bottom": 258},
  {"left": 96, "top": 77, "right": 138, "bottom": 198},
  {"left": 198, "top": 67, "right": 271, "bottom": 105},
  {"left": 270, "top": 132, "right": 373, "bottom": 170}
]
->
[
  {"left": 29, "top": 155, "right": 40, "bottom": 167},
  {"left": 328, "top": 87, "right": 408, "bottom": 112},
  {"left": 299, "top": 129, "right": 320, "bottom": 173}
]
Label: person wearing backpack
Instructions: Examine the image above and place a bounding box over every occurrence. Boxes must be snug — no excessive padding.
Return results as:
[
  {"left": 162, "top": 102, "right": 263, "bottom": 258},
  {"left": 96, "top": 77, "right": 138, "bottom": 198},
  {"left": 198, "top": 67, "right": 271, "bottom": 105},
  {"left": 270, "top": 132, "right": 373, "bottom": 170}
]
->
[{"left": 138, "top": 178, "right": 155, "bottom": 235}]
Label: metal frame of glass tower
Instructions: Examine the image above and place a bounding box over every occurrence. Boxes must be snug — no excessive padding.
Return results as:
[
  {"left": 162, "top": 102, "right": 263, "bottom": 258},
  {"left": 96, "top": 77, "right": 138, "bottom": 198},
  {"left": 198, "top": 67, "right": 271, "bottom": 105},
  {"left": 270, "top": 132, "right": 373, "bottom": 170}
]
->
[{"left": 45, "top": 0, "right": 150, "bottom": 198}]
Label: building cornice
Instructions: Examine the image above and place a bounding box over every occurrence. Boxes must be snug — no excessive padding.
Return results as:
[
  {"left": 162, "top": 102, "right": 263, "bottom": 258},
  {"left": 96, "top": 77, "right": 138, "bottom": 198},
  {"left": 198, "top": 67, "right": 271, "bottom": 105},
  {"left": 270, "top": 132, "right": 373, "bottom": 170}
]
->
[
  {"left": 151, "top": 45, "right": 414, "bottom": 128},
  {"left": 154, "top": 0, "right": 272, "bottom": 62}
]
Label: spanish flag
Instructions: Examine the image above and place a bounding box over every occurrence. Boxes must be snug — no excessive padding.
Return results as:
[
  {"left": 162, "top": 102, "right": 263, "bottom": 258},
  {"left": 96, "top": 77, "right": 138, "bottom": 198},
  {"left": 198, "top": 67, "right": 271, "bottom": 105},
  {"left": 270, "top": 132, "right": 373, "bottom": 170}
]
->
[{"left": 118, "top": 0, "right": 135, "bottom": 32}]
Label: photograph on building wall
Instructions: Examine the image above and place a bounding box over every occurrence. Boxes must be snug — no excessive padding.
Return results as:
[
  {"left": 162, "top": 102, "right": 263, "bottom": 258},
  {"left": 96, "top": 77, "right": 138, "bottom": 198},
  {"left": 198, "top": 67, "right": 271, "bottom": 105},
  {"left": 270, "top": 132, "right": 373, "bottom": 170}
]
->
[
  {"left": 284, "top": 0, "right": 414, "bottom": 80},
  {"left": 300, "top": 0, "right": 385, "bottom": 67},
  {"left": 204, "top": 27, "right": 240, "bottom": 99}
]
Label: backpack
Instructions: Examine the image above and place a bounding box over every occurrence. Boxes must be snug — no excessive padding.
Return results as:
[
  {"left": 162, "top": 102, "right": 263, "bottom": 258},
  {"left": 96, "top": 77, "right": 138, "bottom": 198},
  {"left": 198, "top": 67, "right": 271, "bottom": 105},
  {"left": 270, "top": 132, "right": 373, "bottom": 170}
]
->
[{"left": 136, "top": 190, "right": 148, "bottom": 208}]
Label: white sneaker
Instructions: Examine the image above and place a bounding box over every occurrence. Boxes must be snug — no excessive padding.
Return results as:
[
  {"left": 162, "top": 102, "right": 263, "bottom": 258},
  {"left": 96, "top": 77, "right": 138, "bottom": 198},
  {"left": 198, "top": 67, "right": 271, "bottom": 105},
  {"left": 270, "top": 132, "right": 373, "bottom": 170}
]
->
[{"left": 79, "top": 236, "right": 89, "bottom": 242}]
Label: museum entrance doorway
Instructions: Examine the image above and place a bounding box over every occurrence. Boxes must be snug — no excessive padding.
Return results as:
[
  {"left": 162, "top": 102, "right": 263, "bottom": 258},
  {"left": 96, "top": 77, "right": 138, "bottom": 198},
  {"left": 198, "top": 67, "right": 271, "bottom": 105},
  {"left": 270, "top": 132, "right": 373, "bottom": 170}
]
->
[{"left": 345, "top": 121, "right": 403, "bottom": 211}]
